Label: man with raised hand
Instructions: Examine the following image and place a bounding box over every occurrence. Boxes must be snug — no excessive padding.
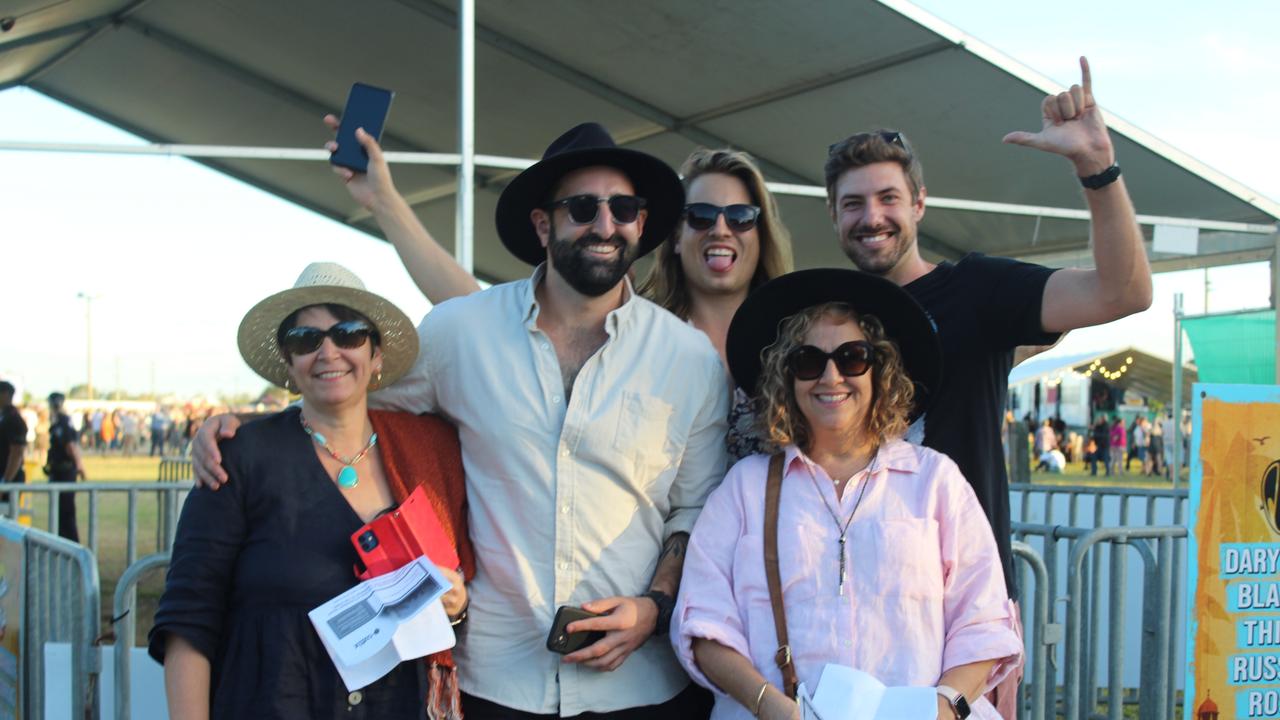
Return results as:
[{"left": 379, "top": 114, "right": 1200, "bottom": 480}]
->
[
  {"left": 823, "top": 57, "right": 1151, "bottom": 718},
  {"left": 194, "top": 122, "right": 728, "bottom": 719}
]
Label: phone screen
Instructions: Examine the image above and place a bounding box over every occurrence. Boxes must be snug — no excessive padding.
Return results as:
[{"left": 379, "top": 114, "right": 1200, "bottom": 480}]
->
[{"left": 330, "top": 82, "right": 395, "bottom": 173}]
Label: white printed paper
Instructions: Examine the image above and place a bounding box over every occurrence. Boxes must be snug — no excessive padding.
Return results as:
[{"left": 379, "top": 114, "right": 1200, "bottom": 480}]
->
[
  {"left": 808, "top": 664, "right": 936, "bottom": 720},
  {"left": 308, "top": 555, "right": 456, "bottom": 691}
]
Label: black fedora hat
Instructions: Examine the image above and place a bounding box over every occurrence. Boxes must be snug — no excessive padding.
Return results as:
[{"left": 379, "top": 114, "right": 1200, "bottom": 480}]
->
[
  {"left": 495, "top": 122, "right": 684, "bottom": 266},
  {"left": 726, "top": 268, "right": 942, "bottom": 421}
]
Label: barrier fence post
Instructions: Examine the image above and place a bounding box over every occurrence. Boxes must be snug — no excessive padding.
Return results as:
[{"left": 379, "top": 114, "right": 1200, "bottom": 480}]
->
[
  {"left": 114, "top": 552, "right": 170, "bottom": 720},
  {"left": 8, "top": 520, "right": 102, "bottom": 720},
  {"left": 1013, "top": 541, "right": 1049, "bottom": 720},
  {"left": 1107, "top": 540, "right": 1128, "bottom": 720}
]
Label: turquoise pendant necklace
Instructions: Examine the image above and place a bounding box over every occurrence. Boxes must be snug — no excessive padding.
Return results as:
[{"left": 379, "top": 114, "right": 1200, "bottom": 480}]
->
[{"left": 300, "top": 414, "right": 377, "bottom": 489}]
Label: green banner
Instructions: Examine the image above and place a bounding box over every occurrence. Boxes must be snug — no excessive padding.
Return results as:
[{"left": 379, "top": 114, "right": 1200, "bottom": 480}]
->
[{"left": 1183, "top": 309, "right": 1276, "bottom": 384}]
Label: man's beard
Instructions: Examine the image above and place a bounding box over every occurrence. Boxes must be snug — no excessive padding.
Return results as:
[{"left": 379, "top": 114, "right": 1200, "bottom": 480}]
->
[
  {"left": 548, "top": 222, "right": 638, "bottom": 297},
  {"left": 840, "top": 222, "right": 910, "bottom": 276}
]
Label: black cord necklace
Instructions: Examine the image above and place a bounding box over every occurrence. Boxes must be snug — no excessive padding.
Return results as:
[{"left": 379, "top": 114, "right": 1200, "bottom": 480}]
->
[{"left": 807, "top": 451, "right": 878, "bottom": 596}]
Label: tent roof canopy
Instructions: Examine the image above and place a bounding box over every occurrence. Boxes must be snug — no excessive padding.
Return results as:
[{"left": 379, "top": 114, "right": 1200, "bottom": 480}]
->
[
  {"left": 3, "top": 0, "right": 1277, "bottom": 283},
  {"left": 1009, "top": 347, "right": 1197, "bottom": 405}
]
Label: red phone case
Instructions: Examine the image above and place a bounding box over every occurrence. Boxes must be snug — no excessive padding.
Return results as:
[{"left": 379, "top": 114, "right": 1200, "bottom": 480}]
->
[{"left": 351, "top": 485, "right": 460, "bottom": 579}]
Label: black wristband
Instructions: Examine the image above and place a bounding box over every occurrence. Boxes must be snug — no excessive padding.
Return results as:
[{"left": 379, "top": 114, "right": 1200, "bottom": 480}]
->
[
  {"left": 1079, "top": 163, "right": 1121, "bottom": 190},
  {"left": 642, "top": 590, "right": 675, "bottom": 636}
]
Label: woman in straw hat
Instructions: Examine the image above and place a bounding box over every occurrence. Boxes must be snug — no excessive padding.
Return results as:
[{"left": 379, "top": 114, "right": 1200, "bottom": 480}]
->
[
  {"left": 671, "top": 269, "right": 1022, "bottom": 720},
  {"left": 150, "top": 262, "right": 472, "bottom": 719},
  {"left": 320, "top": 125, "right": 791, "bottom": 462}
]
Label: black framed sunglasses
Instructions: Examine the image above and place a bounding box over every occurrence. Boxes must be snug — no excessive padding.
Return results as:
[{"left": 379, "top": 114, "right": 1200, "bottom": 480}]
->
[
  {"left": 786, "top": 340, "right": 876, "bottom": 381},
  {"left": 546, "top": 194, "right": 647, "bottom": 225},
  {"left": 683, "top": 203, "right": 761, "bottom": 232},
  {"left": 827, "top": 131, "right": 907, "bottom": 156},
  {"left": 280, "top": 320, "right": 378, "bottom": 357}
]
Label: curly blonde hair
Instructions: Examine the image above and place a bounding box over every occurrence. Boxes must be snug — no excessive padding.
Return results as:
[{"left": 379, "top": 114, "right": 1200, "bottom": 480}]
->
[
  {"left": 755, "top": 303, "right": 914, "bottom": 451},
  {"left": 638, "top": 148, "right": 793, "bottom": 319}
]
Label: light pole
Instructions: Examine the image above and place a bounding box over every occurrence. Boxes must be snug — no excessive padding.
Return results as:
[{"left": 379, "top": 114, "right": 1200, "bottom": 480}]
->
[{"left": 76, "top": 292, "right": 98, "bottom": 400}]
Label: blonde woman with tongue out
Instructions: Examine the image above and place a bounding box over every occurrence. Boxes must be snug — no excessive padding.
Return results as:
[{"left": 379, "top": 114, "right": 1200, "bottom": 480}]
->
[
  {"left": 324, "top": 123, "right": 794, "bottom": 460},
  {"left": 638, "top": 149, "right": 794, "bottom": 459}
]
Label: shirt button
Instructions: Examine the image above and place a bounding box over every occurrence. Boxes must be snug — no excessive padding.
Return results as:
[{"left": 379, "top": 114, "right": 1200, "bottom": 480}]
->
[
  {"left": 561, "top": 505, "right": 570, "bottom": 514},
  {"left": 542, "top": 343, "right": 551, "bottom": 351},
  {"left": 348, "top": 690, "right": 363, "bottom": 706},
  {"left": 561, "top": 448, "right": 570, "bottom": 457},
  {"left": 843, "top": 638, "right": 853, "bottom": 648},
  {"left": 558, "top": 561, "right": 569, "bottom": 570},
  {"left": 552, "top": 395, "right": 561, "bottom": 403}
]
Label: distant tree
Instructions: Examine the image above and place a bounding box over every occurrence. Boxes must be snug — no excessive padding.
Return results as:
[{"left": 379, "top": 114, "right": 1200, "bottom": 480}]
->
[{"left": 257, "top": 385, "right": 290, "bottom": 406}]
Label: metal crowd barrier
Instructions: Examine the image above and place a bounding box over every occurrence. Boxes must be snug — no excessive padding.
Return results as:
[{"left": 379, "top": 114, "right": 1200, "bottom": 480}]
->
[
  {"left": 2, "top": 519, "right": 102, "bottom": 720},
  {"left": 1011, "top": 482, "right": 1187, "bottom": 720},
  {"left": 155, "top": 459, "right": 193, "bottom": 553},
  {"left": 113, "top": 552, "right": 170, "bottom": 720},
  {"left": 0, "top": 481, "right": 194, "bottom": 564},
  {"left": 1012, "top": 541, "right": 1051, "bottom": 720}
]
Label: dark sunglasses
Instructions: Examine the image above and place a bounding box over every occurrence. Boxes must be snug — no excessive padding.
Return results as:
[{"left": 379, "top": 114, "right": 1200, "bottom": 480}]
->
[
  {"left": 786, "top": 340, "right": 876, "bottom": 381},
  {"left": 546, "top": 194, "right": 646, "bottom": 225},
  {"left": 827, "top": 131, "right": 906, "bottom": 156},
  {"left": 683, "top": 203, "right": 761, "bottom": 232},
  {"left": 281, "top": 320, "right": 378, "bottom": 357}
]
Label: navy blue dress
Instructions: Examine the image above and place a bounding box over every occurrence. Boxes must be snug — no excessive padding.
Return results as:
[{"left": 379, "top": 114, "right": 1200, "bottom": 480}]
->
[{"left": 148, "top": 408, "right": 424, "bottom": 718}]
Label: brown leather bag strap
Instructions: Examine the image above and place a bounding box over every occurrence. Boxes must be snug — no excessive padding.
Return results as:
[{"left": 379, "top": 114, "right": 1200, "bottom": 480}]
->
[{"left": 763, "top": 452, "right": 799, "bottom": 699}]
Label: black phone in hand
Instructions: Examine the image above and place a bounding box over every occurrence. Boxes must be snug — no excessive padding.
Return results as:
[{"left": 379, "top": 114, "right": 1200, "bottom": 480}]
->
[
  {"left": 546, "top": 605, "right": 605, "bottom": 654},
  {"left": 330, "top": 82, "right": 394, "bottom": 173}
]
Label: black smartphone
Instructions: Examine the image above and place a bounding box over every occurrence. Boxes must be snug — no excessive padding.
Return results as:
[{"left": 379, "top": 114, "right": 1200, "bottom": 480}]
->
[
  {"left": 329, "top": 82, "right": 395, "bottom": 173},
  {"left": 545, "top": 605, "right": 605, "bottom": 654}
]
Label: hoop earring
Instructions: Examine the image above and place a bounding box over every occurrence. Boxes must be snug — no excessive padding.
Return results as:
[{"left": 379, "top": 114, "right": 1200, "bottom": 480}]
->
[{"left": 373, "top": 369, "right": 383, "bottom": 389}]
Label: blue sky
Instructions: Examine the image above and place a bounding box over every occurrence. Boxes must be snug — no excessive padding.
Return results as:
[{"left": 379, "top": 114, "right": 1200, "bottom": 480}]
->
[{"left": 2, "top": 1, "right": 1278, "bottom": 398}]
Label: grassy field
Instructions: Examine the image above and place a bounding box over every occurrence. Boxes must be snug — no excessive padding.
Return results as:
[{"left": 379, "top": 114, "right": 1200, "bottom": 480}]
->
[{"left": 16, "top": 453, "right": 1187, "bottom": 646}]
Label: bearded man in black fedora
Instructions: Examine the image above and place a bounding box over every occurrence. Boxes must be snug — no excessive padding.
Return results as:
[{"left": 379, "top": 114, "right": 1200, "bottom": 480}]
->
[{"left": 194, "top": 123, "right": 729, "bottom": 719}]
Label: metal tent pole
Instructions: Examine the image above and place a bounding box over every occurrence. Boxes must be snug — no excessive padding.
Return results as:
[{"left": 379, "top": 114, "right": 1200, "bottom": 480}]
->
[
  {"left": 454, "top": 0, "right": 476, "bottom": 273},
  {"left": 1273, "top": 228, "right": 1280, "bottom": 383},
  {"left": 1171, "top": 293, "right": 1184, "bottom": 488}
]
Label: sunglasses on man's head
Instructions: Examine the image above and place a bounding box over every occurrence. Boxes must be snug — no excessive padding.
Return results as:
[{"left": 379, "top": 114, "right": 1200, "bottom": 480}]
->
[
  {"left": 786, "top": 340, "right": 876, "bottom": 381},
  {"left": 546, "top": 194, "right": 646, "bottom": 225},
  {"left": 683, "top": 203, "right": 761, "bottom": 233},
  {"left": 281, "top": 320, "right": 378, "bottom": 357},
  {"left": 827, "top": 131, "right": 907, "bottom": 156}
]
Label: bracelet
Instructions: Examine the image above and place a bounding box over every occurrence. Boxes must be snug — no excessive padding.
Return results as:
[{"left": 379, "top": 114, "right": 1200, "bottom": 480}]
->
[
  {"left": 751, "top": 681, "right": 770, "bottom": 717},
  {"left": 1078, "top": 163, "right": 1121, "bottom": 190},
  {"left": 449, "top": 608, "right": 467, "bottom": 627}
]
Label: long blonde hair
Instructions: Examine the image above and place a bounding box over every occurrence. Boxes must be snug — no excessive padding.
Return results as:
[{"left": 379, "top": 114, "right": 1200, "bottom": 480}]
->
[
  {"left": 755, "top": 303, "right": 914, "bottom": 451},
  {"left": 638, "top": 148, "right": 793, "bottom": 318}
]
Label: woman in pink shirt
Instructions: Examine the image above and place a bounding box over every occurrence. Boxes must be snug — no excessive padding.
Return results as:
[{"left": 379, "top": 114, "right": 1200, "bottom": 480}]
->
[
  {"left": 673, "top": 269, "right": 1022, "bottom": 720},
  {"left": 1108, "top": 417, "right": 1127, "bottom": 475}
]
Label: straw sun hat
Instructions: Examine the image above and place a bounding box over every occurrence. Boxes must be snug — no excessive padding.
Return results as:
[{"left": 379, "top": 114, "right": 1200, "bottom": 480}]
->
[{"left": 237, "top": 262, "right": 418, "bottom": 390}]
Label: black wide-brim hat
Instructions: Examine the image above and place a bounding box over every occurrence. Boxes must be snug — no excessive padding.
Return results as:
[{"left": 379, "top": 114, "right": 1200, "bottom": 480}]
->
[
  {"left": 495, "top": 122, "right": 685, "bottom": 266},
  {"left": 726, "top": 268, "right": 942, "bottom": 421}
]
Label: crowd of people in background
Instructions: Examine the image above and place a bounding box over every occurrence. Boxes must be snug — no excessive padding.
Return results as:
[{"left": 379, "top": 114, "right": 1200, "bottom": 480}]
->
[
  {"left": 1015, "top": 407, "right": 1191, "bottom": 479},
  {"left": 10, "top": 401, "right": 248, "bottom": 465}
]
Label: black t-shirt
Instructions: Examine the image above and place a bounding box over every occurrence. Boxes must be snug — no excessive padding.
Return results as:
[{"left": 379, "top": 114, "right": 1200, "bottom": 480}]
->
[
  {"left": 0, "top": 407, "right": 29, "bottom": 482},
  {"left": 904, "top": 253, "right": 1059, "bottom": 597},
  {"left": 48, "top": 415, "right": 78, "bottom": 470}
]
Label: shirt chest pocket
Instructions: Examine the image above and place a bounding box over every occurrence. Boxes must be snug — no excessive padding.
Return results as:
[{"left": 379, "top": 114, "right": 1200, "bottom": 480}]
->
[
  {"left": 850, "top": 518, "right": 944, "bottom": 599},
  {"left": 613, "top": 392, "right": 684, "bottom": 474}
]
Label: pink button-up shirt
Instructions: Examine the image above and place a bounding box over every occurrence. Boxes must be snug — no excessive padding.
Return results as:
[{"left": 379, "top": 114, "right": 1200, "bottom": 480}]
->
[{"left": 672, "top": 440, "right": 1022, "bottom": 720}]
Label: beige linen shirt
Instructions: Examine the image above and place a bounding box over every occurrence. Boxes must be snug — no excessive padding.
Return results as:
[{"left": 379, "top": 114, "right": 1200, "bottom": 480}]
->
[{"left": 371, "top": 266, "right": 730, "bottom": 715}]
